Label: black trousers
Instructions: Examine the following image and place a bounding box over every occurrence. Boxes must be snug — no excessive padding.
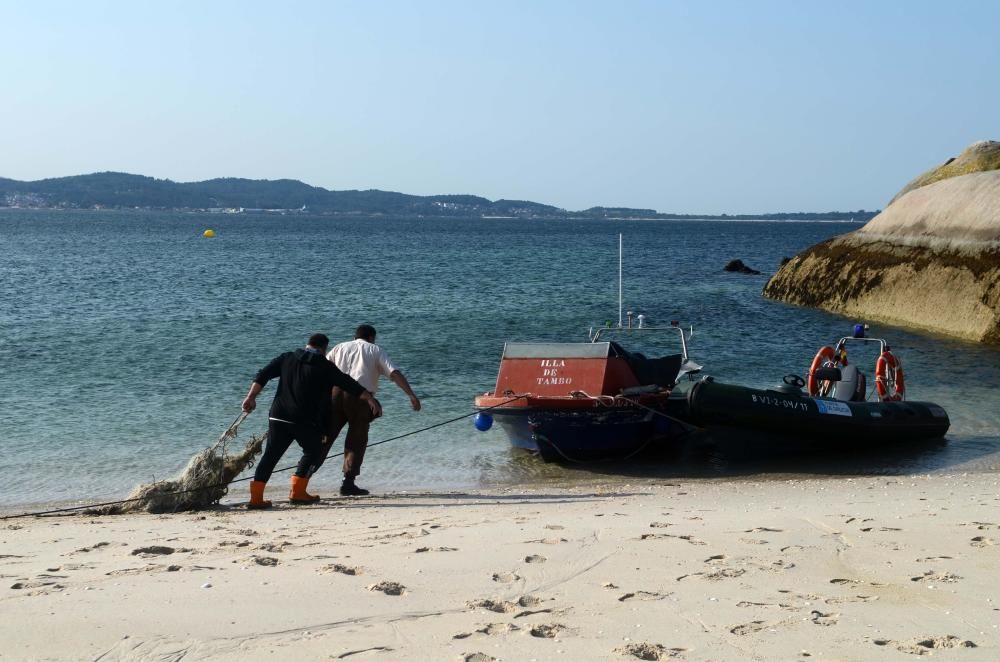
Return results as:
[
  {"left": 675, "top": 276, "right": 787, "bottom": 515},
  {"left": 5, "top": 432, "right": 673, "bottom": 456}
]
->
[{"left": 253, "top": 420, "right": 325, "bottom": 482}]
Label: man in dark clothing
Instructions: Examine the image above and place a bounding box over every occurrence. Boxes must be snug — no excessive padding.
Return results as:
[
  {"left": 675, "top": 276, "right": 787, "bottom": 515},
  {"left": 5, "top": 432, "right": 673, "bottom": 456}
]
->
[{"left": 241, "top": 333, "right": 381, "bottom": 508}]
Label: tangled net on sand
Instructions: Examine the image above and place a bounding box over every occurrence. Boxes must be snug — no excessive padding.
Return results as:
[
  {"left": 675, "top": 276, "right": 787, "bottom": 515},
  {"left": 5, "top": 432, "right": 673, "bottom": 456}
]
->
[{"left": 94, "top": 417, "right": 266, "bottom": 515}]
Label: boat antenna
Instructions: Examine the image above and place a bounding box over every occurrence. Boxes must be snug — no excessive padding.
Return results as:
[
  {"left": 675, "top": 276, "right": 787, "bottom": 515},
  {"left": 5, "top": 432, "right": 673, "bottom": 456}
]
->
[{"left": 618, "top": 233, "right": 623, "bottom": 329}]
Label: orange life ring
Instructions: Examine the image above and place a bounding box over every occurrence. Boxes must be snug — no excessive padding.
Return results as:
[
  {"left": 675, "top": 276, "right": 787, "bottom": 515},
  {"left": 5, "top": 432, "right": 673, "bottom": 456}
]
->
[
  {"left": 875, "top": 351, "right": 905, "bottom": 401},
  {"left": 807, "top": 346, "right": 837, "bottom": 396}
]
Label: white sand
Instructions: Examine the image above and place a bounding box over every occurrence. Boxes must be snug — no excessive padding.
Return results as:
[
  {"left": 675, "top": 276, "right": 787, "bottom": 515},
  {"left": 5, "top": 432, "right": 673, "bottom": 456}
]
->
[{"left": 3, "top": 475, "right": 1000, "bottom": 661}]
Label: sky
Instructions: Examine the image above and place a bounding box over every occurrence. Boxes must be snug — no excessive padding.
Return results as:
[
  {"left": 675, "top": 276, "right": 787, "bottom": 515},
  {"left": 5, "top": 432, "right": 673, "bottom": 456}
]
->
[{"left": 1, "top": 1, "right": 997, "bottom": 214}]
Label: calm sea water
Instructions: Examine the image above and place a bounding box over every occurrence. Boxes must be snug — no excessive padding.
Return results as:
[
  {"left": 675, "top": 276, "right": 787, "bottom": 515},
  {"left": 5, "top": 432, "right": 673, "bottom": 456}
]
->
[{"left": 1, "top": 209, "right": 998, "bottom": 509}]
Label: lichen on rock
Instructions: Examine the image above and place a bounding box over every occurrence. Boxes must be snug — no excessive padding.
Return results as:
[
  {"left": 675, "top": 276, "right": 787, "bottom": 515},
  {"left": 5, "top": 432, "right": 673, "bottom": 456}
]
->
[{"left": 890, "top": 140, "right": 1000, "bottom": 204}]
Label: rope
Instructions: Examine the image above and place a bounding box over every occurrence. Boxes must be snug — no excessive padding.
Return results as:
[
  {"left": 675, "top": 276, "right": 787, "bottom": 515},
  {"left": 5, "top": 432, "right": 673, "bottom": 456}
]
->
[{"left": 0, "top": 396, "right": 523, "bottom": 521}]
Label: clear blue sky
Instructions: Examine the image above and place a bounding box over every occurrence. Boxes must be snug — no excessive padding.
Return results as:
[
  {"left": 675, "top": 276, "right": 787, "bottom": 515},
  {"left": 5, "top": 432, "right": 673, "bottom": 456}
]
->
[{"left": 2, "top": 1, "right": 997, "bottom": 213}]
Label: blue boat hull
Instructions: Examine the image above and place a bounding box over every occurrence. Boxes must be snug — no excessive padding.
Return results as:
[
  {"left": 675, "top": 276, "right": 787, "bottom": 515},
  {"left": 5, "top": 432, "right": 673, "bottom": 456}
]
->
[{"left": 488, "top": 403, "right": 689, "bottom": 462}]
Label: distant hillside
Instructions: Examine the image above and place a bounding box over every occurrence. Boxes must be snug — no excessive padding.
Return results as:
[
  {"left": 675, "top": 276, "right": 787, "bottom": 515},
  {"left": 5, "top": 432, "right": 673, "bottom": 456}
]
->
[{"left": 0, "top": 171, "right": 878, "bottom": 221}]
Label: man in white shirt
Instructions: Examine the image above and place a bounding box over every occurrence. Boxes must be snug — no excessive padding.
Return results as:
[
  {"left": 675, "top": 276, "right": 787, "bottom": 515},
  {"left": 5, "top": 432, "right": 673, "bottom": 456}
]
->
[{"left": 325, "top": 324, "right": 421, "bottom": 495}]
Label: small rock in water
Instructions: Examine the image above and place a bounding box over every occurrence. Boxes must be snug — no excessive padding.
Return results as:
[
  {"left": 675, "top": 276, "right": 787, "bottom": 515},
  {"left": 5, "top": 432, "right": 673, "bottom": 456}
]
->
[{"left": 723, "top": 259, "right": 761, "bottom": 275}]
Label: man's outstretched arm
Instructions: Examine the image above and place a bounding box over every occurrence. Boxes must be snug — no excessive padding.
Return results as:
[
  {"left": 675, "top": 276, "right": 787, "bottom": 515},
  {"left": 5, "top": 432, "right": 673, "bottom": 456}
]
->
[{"left": 390, "top": 371, "right": 421, "bottom": 411}]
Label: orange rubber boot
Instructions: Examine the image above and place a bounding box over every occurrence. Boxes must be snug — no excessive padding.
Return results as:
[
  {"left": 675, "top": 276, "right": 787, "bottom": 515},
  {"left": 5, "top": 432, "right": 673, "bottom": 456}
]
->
[
  {"left": 289, "top": 475, "right": 321, "bottom": 505},
  {"left": 247, "top": 480, "right": 272, "bottom": 509}
]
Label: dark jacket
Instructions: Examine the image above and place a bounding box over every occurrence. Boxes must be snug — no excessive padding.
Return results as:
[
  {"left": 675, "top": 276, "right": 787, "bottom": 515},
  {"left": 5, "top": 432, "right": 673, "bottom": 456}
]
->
[{"left": 254, "top": 348, "right": 366, "bottom": 429}]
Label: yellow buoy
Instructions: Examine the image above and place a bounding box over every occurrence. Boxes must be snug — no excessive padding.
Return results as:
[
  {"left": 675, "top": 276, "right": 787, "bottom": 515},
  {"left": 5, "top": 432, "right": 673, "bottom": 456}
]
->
[{"left": 203, "top": 229, "right": 216, "bottom": 238}]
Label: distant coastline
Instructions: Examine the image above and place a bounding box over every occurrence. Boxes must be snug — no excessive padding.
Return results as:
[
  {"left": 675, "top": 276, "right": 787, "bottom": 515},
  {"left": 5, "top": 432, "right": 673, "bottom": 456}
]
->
[{"left": 0, "top": 171, "right": 878, "bottom": 222}]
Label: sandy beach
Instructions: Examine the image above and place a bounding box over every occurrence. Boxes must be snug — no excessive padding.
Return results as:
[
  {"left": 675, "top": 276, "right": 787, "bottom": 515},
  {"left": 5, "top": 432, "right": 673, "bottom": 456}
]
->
[{"left": 2, "top": 474, "right": 999, "bottom": 661}]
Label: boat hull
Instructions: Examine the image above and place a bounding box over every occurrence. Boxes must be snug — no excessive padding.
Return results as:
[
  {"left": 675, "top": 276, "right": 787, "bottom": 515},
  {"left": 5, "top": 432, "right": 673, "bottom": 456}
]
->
[
  {"left": 477, "top": 394, "right": 691, "bottom": 462},
  {"left": 529, "top": 407, "right": 686, "bottom": 462},
  {"left": 686, "top": 379, "right": 950, "bottom": 444}
]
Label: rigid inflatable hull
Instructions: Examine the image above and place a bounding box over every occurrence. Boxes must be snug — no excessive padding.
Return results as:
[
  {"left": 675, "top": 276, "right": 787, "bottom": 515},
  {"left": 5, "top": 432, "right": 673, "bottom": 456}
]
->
[{"left": 687, "top": 380, "right": 950, "bottom": 444}]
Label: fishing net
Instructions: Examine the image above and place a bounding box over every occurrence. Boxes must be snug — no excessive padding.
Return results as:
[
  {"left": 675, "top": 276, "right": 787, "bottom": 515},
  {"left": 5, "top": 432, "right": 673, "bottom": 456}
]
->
[{"left": 94, "top": 414, "right": 265, "bottom": 515}]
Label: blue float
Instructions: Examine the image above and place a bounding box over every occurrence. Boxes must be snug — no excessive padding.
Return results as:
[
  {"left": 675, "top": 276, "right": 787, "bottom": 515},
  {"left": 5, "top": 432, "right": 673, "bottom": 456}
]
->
[{"left": 474, "top": 412, "right": 494, "bottom": 431}]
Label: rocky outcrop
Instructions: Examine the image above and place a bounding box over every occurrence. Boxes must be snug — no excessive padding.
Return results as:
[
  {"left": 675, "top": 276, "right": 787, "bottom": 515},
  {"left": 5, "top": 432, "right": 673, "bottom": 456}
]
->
[{"left": 763, "top": 142, "right": 1000, "bottom": 344}]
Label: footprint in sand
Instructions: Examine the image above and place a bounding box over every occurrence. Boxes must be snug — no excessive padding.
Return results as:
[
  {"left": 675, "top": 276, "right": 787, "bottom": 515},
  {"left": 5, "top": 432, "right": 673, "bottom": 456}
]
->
[
  {"left": 744, "top": 527, "right": 782, "bottom": 533},
  {"left": 544, "top": 524, "right": 565, "bottom": 530},
  {"left": 453, "top": 623, "right": 521, "bottom": 639},
  {"left": 376, "top": 529, "right": 430, "bottom": 540},
  {"left": 737, "top": 600, "right": 778, "bottom": 608},
  {"left": 466, "top": 599, "right": 516, "bottom": 613},
  {"left": 247, "top": 556, "right": 279, "bottom": 567},
  {"left": 47, "top": 563, "right": 94, "bottom": 572},
  {"left": 641, "top": 534, "right": 706, "bottom": 545},
  {"left": 874, "top": 635, "right": 977, "bottom": 655},
  {"left": 810, "top": 610, "right": 839, "bottom": 626},
  {"left": 729, "top": 620, "right": 769, "bottom": 636},
  {"left": 256, "top": 542, "right": 291, "bottom": 553},
  {"left": 910, "top": 570, "right": 961, "bottom": 583},
  {"left": 825, "top": 594, "right": 878, "bottom": 604},
  {"left": 459, "top": 654, "right": 495, "bottom": 662},
  {"left": 131, "top": 546, "right": 183, "bottom": 557},
  {"left": 491, "top": 572, "right": 520, "bottom": 584},
  {"left": 648, "top": 522, "right": 673, "bottom": 528},
  {"left": 829, "top": 578, "right": 862, "bottom": 587},
  {"left": 970, "top": 536, "right": 994, "bottom": 547},
  {"left": 616, "top": 642, "right": 687, "bottom": 660},
  {"left": 368, "top": 581, "right": 406, "bottom": 596},
  {"left": 618, "top": 590, "right": 670, "bottom": 602},
  {"left": 75, "top": 542, "right": 110, "bottom": 553},
  {"left": 10, "top": 578, "right": 65, "bottom": 590},
  {"left": 334, "top": 647, "right": 392, "bottom": 658},
  {"left": 105, "top": 565, "right": 161, "bottom": 576},
  {"left": 528, "top": 623, "right": 566, "bottom": 638},
  {"left": 320, "top": 563, "right": 363, "bottom": 576},
  {"left": 678, "top": 568, "right": 745, "bottom": 582},
  {"left": 524, "top": 554, "right": 546, "bottom": 564},
  {"left": 415, "top": 546, "right": 458, "bottom": 553},
  {"left": 480, "top": 623, "right": 519, "bottom": 636}
]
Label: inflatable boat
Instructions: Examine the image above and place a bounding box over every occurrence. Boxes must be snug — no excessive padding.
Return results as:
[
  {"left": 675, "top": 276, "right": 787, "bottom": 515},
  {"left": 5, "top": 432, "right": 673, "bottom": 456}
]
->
[{"left": 686, "top": 328, "right": 950, "bottom": 444}]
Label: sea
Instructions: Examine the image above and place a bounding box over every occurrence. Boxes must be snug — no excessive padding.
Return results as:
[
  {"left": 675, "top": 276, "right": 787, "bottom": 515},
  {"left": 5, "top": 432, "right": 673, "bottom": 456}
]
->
[{"left": 2, "top": 209, "right": 999, "bottom": 511}]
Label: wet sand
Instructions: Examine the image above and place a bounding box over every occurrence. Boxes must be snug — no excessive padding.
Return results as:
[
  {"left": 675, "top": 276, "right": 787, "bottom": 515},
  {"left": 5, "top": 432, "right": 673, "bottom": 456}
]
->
[{"left": 2, "top": 474, "right": 999, "bottom": 660}]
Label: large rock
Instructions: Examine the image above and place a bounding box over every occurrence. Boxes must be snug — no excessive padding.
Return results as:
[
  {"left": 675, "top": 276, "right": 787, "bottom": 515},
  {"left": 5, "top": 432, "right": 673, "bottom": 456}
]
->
[{"left": 763, "top": 142, "right": 1000, "bottom": 344}]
